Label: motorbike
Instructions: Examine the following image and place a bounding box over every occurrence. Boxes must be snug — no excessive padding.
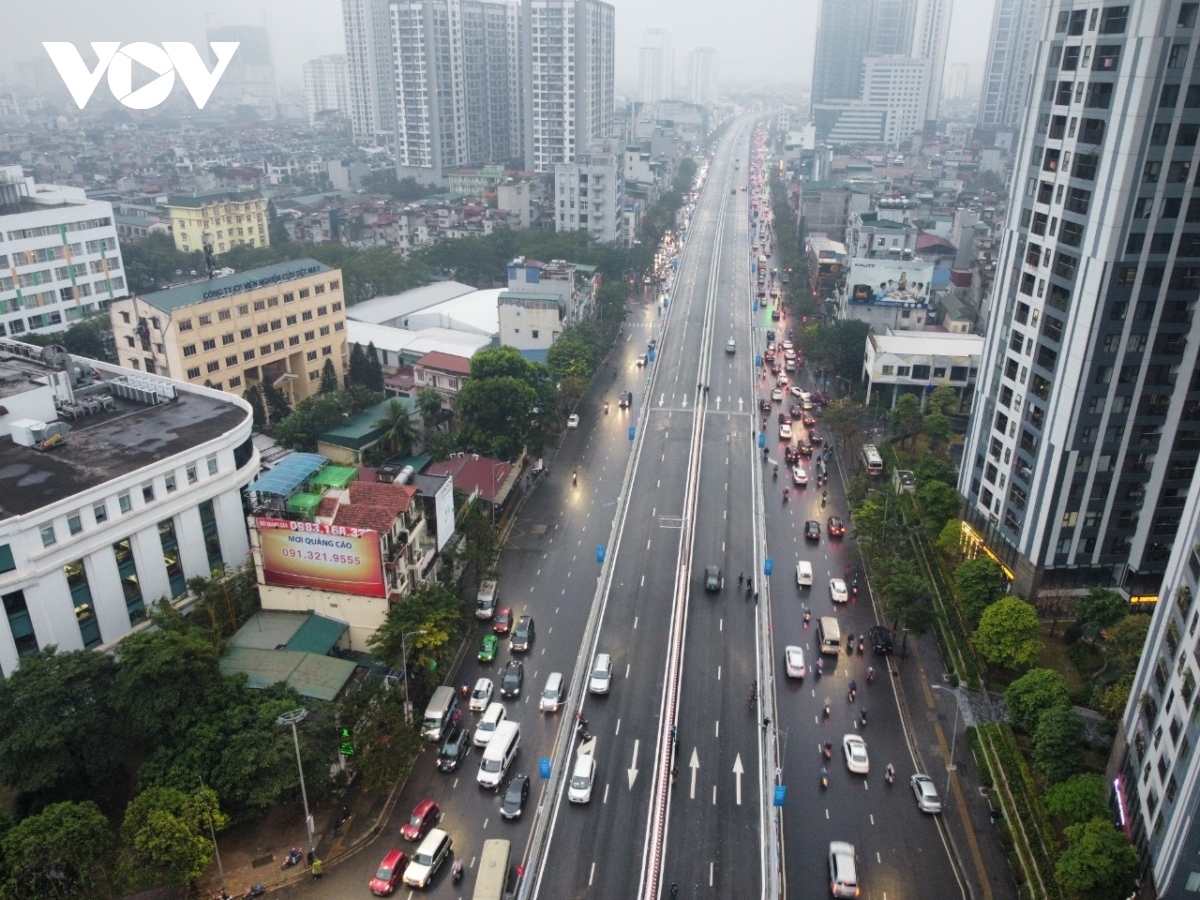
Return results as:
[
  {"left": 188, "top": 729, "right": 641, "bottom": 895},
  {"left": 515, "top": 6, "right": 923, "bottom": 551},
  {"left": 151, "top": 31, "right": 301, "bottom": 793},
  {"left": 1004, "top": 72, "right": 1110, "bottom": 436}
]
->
[
  {"left": 858, "top": 638, "right": 865, "bottom": 655},
  {"left": 823, "top": 699, "right": 831, "bottom": 719},
  {"left": 461, "top": 680, "right": 471, "bottom": 699},
  {"left": 783, "top": 488, "right": 789, "bottom": 503},
  {"left": 773, "top": 463, "right": 778, "bottom": 480},
  {"left": 281, "top": 847, "right": 302, "bottom": 871},
  {"left": 885, "top": 764, "right": 895, "bottom": 786},
  {"left": 846, "top": 633, "right": 855, "bottom": 654},
  {"left": 851, "top": 579, "right": 859, "bottom": 596},
  {"left": 241, "top": 886, "right": 265, "bottom": 900},
  {"left": 572, "top": 471, "right": 578, "bottom": 485},
  {"left": 604, "top": 402, "right": 609, "bottom": 414},
  {"left": 867, "top": 667, "right": 875, "bottom": 685},
  {"left": 848, "top": 686, "right": 857, "bottom": 703},
  {"left": 815, "top": 658, "right": 824, "bottom": 677},
  {"left": 452, "top": 861, "right": 464, "bottom": 884},
  {"left": 859, "top": 708, "right": 868, "bottom": 728},
  {"left": 823, "top": 741, "right": 833, "bottom": 760},
  {"left": 803, "top": 609, "right": 811, "bottom": 628},
  {"left": 821, "top": 767, "right": 829, "bottom": 789}
]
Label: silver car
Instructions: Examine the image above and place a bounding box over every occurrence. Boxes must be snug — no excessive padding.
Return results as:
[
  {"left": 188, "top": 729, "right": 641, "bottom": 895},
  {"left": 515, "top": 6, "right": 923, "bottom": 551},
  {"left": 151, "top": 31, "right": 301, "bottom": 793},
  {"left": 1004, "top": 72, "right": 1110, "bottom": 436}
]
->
[{"left": 911, "top": 773, "right": 942, "bottom": 813}]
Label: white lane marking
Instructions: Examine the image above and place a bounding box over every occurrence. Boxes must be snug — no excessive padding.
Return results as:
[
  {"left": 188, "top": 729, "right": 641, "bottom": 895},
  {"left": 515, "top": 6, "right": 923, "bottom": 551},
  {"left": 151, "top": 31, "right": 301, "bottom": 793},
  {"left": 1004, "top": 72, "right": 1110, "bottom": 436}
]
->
[{"left": 733, "top": 754, "right": 745, "bottom": 805}]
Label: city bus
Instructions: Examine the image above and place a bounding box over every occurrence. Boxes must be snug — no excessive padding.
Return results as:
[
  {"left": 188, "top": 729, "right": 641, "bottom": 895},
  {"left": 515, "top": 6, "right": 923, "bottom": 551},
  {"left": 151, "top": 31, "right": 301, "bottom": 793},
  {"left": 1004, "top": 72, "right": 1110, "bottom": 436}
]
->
[
  {"left": 472, "top": 839, "right": 511, "bottom": 900},
  {"left": 861, "top": 444, "right": 884, "bottom": 476}
]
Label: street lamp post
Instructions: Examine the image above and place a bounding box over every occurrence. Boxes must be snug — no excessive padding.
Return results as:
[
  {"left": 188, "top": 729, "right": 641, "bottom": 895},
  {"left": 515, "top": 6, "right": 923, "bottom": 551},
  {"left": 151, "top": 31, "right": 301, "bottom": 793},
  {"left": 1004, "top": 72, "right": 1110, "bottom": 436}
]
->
[
  {"left": 198, "top": 777, "right": 226, "bottom": 894},
  {"left": 276, "top": 708, "right": 315, "bottom": 853},
  {"left": 401, "top": 630, "right": 428, "bottom": 725},
  {"left": 931, "top": 685, "right": 962, "bottom": 797}
]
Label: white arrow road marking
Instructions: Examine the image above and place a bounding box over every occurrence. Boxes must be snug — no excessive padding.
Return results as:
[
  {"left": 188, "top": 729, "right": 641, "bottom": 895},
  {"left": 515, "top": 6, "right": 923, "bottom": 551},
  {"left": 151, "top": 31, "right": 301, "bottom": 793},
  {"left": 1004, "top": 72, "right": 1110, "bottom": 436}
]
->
[
  {"left": 627, "top": 739, "right": 639, "bottom": 789},
  {"left": 738, "top": 397, "right": 744, "bottom": 412},
  {"left": 689, "top": 747, "right": 701, "bottom": 799},
  {"left": 733, "top": 754, "right": 745, "bottom": 805},
  {"left": 659, "top": 393, "right": 666, "bottom": 407},
  {"left": 715, "top": 396, "right": 722, "bottom": 410}
]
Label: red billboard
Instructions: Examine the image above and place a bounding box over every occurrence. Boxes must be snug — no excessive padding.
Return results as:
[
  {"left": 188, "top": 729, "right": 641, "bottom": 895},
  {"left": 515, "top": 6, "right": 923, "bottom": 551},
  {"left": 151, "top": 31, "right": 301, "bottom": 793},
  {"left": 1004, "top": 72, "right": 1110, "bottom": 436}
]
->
[{"left": 257, "top": 518, "right": 385, "bottom": 598}]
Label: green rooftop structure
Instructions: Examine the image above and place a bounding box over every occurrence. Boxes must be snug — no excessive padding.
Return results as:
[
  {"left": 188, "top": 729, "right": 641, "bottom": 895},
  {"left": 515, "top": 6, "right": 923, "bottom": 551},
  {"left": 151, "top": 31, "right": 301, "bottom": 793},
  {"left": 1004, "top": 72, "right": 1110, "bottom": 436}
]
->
[
  {"left": 286, "top": 492, "right": 324, "bottom": 517},
  {"left": 136, "top": 259, "right": 332, "bottom": 313},
  {"left": 317, "top": 400, "right": 415, "bottom": 464},
  {"left": 311, "top": 466, "right": 358, "bottom": 489}
]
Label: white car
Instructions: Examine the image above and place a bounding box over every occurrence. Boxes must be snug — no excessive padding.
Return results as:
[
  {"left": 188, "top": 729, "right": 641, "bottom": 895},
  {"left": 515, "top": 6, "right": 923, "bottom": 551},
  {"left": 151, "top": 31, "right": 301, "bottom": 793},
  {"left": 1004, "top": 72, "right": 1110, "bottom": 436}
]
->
[
  {"left": 779, "top": 422, "right": 793, "bottom": 440},
  {"left": 567, "top": 414, "right": 580, "bottom": 429},
  {"left": 911, "top": 773, "right": 942, "bottom": 813},
  {"left": 403, "top": 828, "right": 451, "bottom": 889},
  {"left": 843, "top": 734, "right": 869, "bottom": 774},
  {"left": 784, "top": 646, "right": 806, "bottom": 678},
  {"left": 589, "top": 652, "right": 613, "bottom": 695},
  {"left": 782, "top": 340, "right": 794, "bottom": 351},
  {"left": 469, "top": 677, "right": 494, "bottom": 712},
  {"left": 771, "top": 388, "right": 783, "bottom": 402},
  {"left": 829, "top": 578, "right": 849, "bottom": 604},
  {"left": 792, "top": 466, "right": 808, "bottom": 486},
  {"left": 790, "top": 385, "right": 805, "bottom": 397},
  {"left": 568, "top": 754, "right": 596, "bottom": 803}
]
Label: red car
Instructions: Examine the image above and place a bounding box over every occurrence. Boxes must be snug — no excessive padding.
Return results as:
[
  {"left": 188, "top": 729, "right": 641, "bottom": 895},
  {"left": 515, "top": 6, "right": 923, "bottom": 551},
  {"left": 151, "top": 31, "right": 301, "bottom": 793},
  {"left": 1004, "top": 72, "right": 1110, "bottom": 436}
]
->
[
  {"left": 370, "top": 849, "right": 409, "bottom": 896},
  {"left": 400, "top": 799, "right": 440, "bottom": 842},
  {"left": 802, "top": 413, "right": 817, "bottom": 427},
  {"left": 493, "top": 606, "right": 513, "bottom": 635},
  {"left": 828, "top": 516, "right": 846, "bottom": 537}
]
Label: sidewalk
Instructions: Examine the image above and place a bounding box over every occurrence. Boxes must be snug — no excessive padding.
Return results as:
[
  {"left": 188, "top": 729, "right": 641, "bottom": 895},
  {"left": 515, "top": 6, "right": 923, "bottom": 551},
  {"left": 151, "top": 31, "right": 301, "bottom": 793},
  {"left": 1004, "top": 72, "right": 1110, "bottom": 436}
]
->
[
  {"left": 891, "top": 627, "right": 1020, "bottom": 900},
  {"left": 195, "top": 774, "right": 396, "bottom": 898}
]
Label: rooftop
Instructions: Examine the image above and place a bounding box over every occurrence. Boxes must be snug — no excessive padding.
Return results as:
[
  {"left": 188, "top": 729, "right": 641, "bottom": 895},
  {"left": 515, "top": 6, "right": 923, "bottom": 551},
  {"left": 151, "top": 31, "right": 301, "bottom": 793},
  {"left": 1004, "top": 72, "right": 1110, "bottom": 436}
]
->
[
  {"left": 166, "top": 188, "right": 262, "bottom": 207},
  {"left": 415, "top": 351, "right": 472, "bottom": 376},
  {"left": 136, "top": 259, "right": 332, "bottom": 313},
  {"left": 345, "top": 281, "right": 476, "bottom": 326},
  {"left": 0, "top": 374, "right": 248, "bottom": 520}
]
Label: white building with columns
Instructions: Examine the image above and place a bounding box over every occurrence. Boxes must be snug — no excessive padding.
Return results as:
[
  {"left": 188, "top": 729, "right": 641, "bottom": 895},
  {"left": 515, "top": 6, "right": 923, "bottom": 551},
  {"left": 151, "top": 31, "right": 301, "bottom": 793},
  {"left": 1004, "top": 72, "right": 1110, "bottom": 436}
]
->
[{"left": 0, "top": 339, "right": 256, "bottom": 676}]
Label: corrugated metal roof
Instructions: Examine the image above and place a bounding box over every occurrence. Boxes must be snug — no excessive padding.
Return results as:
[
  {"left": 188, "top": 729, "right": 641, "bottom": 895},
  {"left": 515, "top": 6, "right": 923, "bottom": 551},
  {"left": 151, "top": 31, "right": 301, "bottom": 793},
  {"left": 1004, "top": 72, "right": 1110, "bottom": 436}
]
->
[
  {"left": 245, "top": 452, "right": 328, "bottom": 497},
  {"left": 287, "top": 614, "right": 349, "bottom": 654}
]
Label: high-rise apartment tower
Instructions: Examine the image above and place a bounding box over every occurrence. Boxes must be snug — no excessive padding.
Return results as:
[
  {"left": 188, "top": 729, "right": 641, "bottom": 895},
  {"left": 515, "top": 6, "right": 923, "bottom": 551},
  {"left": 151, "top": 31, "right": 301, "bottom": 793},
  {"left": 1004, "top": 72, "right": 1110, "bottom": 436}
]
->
[{"left": 978, "top": 0, "right": 1047, "bottom": 131}]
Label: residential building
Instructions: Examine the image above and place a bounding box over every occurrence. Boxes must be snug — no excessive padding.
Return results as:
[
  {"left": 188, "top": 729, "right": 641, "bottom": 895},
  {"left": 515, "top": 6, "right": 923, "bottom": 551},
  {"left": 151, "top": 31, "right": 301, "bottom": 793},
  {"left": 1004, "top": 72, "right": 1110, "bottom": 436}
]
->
[
  {"left": 554, "top": 141, "right": 625, "bottom": 243},
  {"left": 909, "top": 0, "right": 953, "bottom": 123},
  {"left": 205, "top": 25, "right": 278, "bottom": 116},
  {"left": 343, "top": 0, "right": 397, "bottom": 147},
  {"left": 303, "top": 55, "right": 349, "bottom": 125},
  {"left": 1116, "top": 460, "right": 1200, "bottom": 898},
  {"left": 822, "top": 55, "right": 931, "bottom": 146},
  {"left": 505, "top": 255, "right": 597, "bottom": 322},
  {"left": 412, "top": 350, "right": 472, "bottom": 410},
  {"left": 806, "top": 236, "right": 847, "bottom": 299},
  {"left": 861, "top": 329, "right": 982, "bottom": 407},
  {"left": 800, "top": 182, "right": 853, "bottom": 241},
  {"left": 959, "top": 0, "right": 1200, "bottom": 599},
  {"left": 978, "top": 0, "right": 1046, "bottom": 131},
  {"left": 448, "top": 165, "right": 509, "bottom": 198},
  {"left": 389, "top": 0, "right": 523, "bottom": 184},
  {"left": 639, "top": 29, "right": 674, "bottom": 104},
  {"left": 109, "top": 259, "right": 347, "bottom": 404},
  {"left": 844, "top": 210, "right": 922, "bottom": 259},
  {"left": 165, "top": 189, "right": 269, "bottom": 254},
  {"left": 944, "top": 62, "right": 969, "bottom": 102},
  {"left": 0, "top": 165, "right": 127, "bottom": 339},
  {"left": 686, "top": 47, "right": 719, "bottom": 105},
  {"left": 0, "top": 338, "right": 256, "bottom": 677},
  {"left": 524, "top": 0, "right": 616, "bottom": 173},
  {"left": 497, "top": 178, "right": 533, "bottom": 228},
  {"left": 498, "top": 292, "right": 562, "bottom": 356}
]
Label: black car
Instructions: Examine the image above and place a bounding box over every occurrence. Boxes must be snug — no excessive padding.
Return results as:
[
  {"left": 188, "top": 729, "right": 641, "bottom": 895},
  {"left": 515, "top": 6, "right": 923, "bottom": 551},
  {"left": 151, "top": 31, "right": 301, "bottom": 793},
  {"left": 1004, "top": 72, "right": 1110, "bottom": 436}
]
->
[
  {"left": 511, "top": 616, "right": 535, "bottom": 652},
  {"left": 785, "top": 446, "right": 801, "bottom": 464},
  {"left": 437, "top": 725, "right": 471, "bottom": 772},
  {"left": 828, "top": 516, "right": 846, "bottom": 537},
  {"left": 804, "top": 520, "right": 821, "bottom": 541},
  {"left": 619, "top": 390, "right": 633, "bottom": 408},
  {"left": 500, "top": 659, "right": 524, "bottom": 698},
  {"left": 704, "top": 566, "right": 724, "bottom": 592},
  {"left": 870, "top": 625, "right": 894, "bottom": 655},
  {"left": 759, "top": 398, "right": 772, "bottom": 412},
  {"left": 798, "top": 441, "right": 814, "bottom": 457},
  {"left": 500, "top": 775, "right": 530, "bottom": 819}
]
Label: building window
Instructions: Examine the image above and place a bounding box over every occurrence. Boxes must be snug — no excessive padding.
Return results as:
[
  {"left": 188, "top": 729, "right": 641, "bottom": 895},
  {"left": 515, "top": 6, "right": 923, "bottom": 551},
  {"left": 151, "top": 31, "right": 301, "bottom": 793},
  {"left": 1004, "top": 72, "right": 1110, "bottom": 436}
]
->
[
  {"left": 229, "top": 376, "right": 241, "bottom": 388},
  {"left": 142, "top": 483, "right": 155, "bottom": 503},
  {"left": 165, "top": 474, "right": 177, "bottom": 493},
  {"left": 330, "top": 280, "right": 340, "bottom": 290},
  {"left": 299, "top": 288, "right": 311, "bottom": 299},
  {"left": 283, "top": 292, "right": 294, "bottom": 303},
  {"left": 207, "top": 455, "right": 218, "bottom": 476},
  {"left": 158, "top": 519, "right": 186, "bottom": 598},
  {"left": 93, "top": 501, "right": 108, "bottom": 524},
  {"left": 286, "top": 315, "right": 297, "bottom": 326},
  {"left": 40, "top": 524, "right": 56, "bottom": 547},
  {"left": 253, "top": 300, "right": 266, "bottom": 312},
  {"left": 315, "top": 284, "right": 326, "bottom": 295},
  {"left": 0, "top": 545, "right": 13, "bottom": 574},
  {"left": 289, "top": 336, "right": 300, "bottom": 346},
  {"left": 319, "top": 326, "right": 330, "bottom": 337},
  {"left": 243, "top": 350, "right": 255, "bottom": 361},
  {"left": 186, "top": 367, "right": 201, "bottom": 379},
  {"left": 198, "top": 499, "right": 224, "bottom": 574},
  {"left": 3, "top": 590, "right": 39, "bottom": 658},
  {"left": 218, "top": 309, "right": 232, "bottom": 321},
  {"left": 178, "top": 319, "right": 193, "bottom": 332},
  {"left": 183, "top": 344, "right": 197, "bottom": 357},
  {"left": 65, "top": 560, "right": 101, "bottom": 648},
  {"left": 302, "top": 310, "right": 313, "bottom": 321},
  {"left": 68, "top": 514, "right": 83, "bottom": 536}
]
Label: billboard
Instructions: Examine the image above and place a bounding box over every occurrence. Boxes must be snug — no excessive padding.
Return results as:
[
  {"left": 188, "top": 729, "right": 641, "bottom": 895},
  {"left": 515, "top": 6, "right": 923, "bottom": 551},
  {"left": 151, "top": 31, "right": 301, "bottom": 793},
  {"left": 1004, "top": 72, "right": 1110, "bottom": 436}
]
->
[
  {"left": 847, "top": 259, "right": 934, "bottom": 304},
  {"left": 257, "top": 518, "right": 385, "bottom": 598},
  {"left": 434, "top": 475, "right": 456, "bottom": 552}
]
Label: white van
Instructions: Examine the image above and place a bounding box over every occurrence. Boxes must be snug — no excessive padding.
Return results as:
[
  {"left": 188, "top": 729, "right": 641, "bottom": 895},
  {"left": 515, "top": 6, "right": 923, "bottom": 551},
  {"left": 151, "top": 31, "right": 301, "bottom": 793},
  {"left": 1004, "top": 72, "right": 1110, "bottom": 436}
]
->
[
  {"left": 475, "top": 580, "right": 499, "bottom": 619},
  {"left": 422, "top": 686, "right": 459, "bottom": 742},
  {"left": 474, "top": 702, "right": 507, "bottom": 747},
  {"left": 818, "top": 616, "right": 842, "bottom": 655},
  {"left": 796, "top": 560, "right": 813, "bottom": 587},
  {"left": 477, "top": 720, "right": 521, "bottom": 788},
  {"left": 540, "top": 672, "right": 565, "bottom": 712}
]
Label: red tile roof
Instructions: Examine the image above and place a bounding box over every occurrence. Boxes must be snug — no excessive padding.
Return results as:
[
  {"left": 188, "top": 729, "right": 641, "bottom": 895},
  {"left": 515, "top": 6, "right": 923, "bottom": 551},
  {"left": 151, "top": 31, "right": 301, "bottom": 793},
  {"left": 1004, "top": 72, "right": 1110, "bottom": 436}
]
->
[
  {"left": 415, "top": 351, "right": 472, "bottom": 375},
  {"left": 332, "top": 503, "right": 396, "bottom": 532},
  {"left": 348, "top": 481, "right": 418, "bottom": 512},
  {"left": 425, "top": 455, "right": 513, "bottom": 502}
]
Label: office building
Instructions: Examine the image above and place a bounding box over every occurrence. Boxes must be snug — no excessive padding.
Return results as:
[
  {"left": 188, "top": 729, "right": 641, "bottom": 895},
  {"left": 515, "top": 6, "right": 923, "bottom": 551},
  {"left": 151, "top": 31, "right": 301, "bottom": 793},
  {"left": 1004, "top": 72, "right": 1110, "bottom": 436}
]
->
[
  {"left": 165, "top": 190, "right": 269, "bottom": 255},
  {"left": 303, "top": 54, "right": 349, "bottom": 125},
  {"left": 639, "top": 29, "right": 674, "bottom": 104},
  {"left": 343, "top": 0, "right": 397, "bottom": 146},
  {"left": 0, "top": 339, "right": 256, "bottom": 677},
  {"left": 823, "top": 56, "right": 931, "bottom": 146},
  {"left": 686, "top": 47, "right": 719, "bottom": 105},
  {"left": 554, "top": 141, "right": 625, "bottom": 243},
  {"left": 206, "top": 25, "right": 277, "bottom": 116},
  {"left": 869, "top": 0, "right": 919, "bottom": 55},
  {"left": 0, "top": 165, "right": 127, "bottom": 339},
  {"left": 944, "top": 62, "right": 969, "bottom": 102},
  {"left": 110, "top": 259, "right": 347, "bottom": 404},
  {"left": 388, "top": 0, "right": 523, "bottom": 184},
  {"left": 524, "top": 0, "right": 616, "bottom": 173},
  {"left": 910, "top": 0, "right": 953, "bottom": 122},
  {"left": 959, "top": 0, "right": 1200, "bottom": 600},
  {"left": 811, "top": 0, "right": 876, "bottom": 123},
  {"left": 979, "top": 0, "right": 1046, "bottom": 131}
]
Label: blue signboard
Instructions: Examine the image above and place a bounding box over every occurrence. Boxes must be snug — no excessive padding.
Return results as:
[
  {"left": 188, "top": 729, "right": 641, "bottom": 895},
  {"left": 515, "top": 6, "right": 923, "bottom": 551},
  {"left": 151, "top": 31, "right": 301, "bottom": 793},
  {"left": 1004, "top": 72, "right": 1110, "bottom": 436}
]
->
[
  {"left": 597, "top": 545, "right": 606, "bottom": 563},
  {"left": 764, "top": 558, "right": 773, "bottom": 576},
  {"left": 774, "top": 785, "right": 786, "bottom": 807},
  {"left": 628, "top": 426, "right": 636, "bottom": 441},
  {"left": 758, "top": 432, "right": 766, "bottom": 449},
  {"left": 540, "top": 758, "right": 551, "bottom": 779}
]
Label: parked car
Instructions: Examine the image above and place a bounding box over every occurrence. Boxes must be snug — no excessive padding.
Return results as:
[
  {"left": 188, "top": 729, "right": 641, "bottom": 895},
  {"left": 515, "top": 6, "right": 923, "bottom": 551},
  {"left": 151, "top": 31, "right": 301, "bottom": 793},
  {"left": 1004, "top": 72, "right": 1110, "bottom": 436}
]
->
[{"left": 567, "top": 414, "right": 580, "bottom": 429}]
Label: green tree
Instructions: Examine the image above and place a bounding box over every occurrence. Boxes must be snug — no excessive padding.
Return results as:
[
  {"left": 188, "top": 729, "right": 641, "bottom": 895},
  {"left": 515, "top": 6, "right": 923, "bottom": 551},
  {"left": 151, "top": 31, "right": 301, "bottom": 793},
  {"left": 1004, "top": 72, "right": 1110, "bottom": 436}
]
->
[
  {"left": 260, "top": 379, "right": 292, "bottom": 425},
  {"left": 1075, "top": 586, "right": 1129, "bottom": 632},
  {"left": 973, "top": 596, "right": 1042, "bottom": 670},
  {"left": 416, "top": 387, "right": 446, "bottom": 436},
  {"left": 273, "top": 392, "right": 353, "bottom": 451},
  {"left": 333, "top": 682, "right": 424, "bottom": 793},
  {"left": 111, "top": 629, "right": 223, "bottom": 745},
  {"left": 1045, "top": 773, "right": 1110, "bottom": 826},
  {"left": 800, "top": 318, "right": 871, "bottom": 381},
  {"left": 319, "top": 358, "right": 339, "bottom": 395},
  {"left": 915, "top": 480, "right": 960, "bottom": 532},
  {"left": 367, "top": 582, "right": 463, "bottom": 674},
  {"left": 22, "top": 313, "right": 116, "bottom": 363},
  {"left": 954, "top": 557, "right": 1008, "bottom": 625},
  {"left": 1004, "top": 668, "right": 1072, "bottom": 733},
  {"left": 926, "top": 384, "right": 961, "bottom": 416},
  {"left": 935, "top": 518, "right": 964, "bottom": 562},
  {"left": 1055, "top": 818, "right": 1140, "bottom": 900},
  {"left": 546, "top": 327, "right": 600, "bottom": 408},
  {"left": 881, "top": 571, "right": 933, "bottom": 634},
  {"left": 454, "top": 346, "right": 558, "bottom": 459},
  {"left": 121, "top": 232, "right": 205, "bottom": 293},
  {"left": 120, "top": 786, "right": 227, "bottom": 885},
  {"left": 1096, "top": 676, "right": 1132, "bottom": 721},
  {"left": 364, "top": 342, "right": 385, "bottom": 391},
  {"left": 456, "top": 502, "right": 500, "bottom": 595},
  {"left": 888, "top": 393, "right": 924, "bottom": 446},
  {"left": 819, "top": 397, "right": 867, "bottom": 453},
  {"left": 373, "top": 399, "right": 420, "bottom": 458},
  {"left": 1033, "top": 705, "right": 1085, "bottom": 783},
  {"left": 923, "top": 410, "right": 954, "bottom": 457},
  {"left": 348, "top": 343, "right": 368, "bottom": 386},
  {"left": 0, "top": 649, "right": 121, "bottom": 806},
  {"left": 0, "top": 801, "right": 114, "bottom": 899},
  {"left": 242, "top": 383, "right": 267, "bottom": 430}
]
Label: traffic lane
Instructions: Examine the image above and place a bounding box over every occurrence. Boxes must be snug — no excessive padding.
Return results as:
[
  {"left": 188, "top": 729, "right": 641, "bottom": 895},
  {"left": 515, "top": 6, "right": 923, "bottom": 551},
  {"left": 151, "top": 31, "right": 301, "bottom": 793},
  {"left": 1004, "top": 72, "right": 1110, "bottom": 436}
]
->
[
  {"left": 662, "top": 412, "right": 762, "bottom": 899},
  {"left": 537, "top": 408, "right": 696, "bottom": 899}
]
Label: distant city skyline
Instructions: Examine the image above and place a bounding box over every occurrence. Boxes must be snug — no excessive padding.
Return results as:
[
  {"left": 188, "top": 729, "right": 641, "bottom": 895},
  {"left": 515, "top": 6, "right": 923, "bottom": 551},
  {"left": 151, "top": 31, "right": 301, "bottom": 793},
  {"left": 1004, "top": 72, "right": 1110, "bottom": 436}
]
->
[{"left": 8, "top": 0, "right": 994, "bottom": 100}]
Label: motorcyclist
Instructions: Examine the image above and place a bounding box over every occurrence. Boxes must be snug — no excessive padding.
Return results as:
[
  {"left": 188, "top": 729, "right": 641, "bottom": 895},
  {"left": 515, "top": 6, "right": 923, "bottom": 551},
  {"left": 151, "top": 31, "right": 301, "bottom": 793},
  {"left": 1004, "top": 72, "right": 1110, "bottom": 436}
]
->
[
  {"left": 461, "top": 679, "right": 471, "bottom": 698},
  {"left": 848, "top": 679, "right": 858, "bottom": 700},
  {"left": 773, "top": 462, "right": 778, "bottom": 479}
]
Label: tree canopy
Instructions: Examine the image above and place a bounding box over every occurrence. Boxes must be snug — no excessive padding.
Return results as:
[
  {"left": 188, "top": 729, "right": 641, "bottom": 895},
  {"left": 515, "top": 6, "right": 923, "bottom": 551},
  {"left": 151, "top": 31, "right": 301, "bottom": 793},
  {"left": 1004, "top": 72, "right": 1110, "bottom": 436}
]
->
[
  {"left": 955, "top": 557, "right": 1008, "bottom": 625},
  {"left": 1004, "top": 668, "right": 1072, "bottom": 734},
  {"left": 973, "top": 596, "right": 1042, "bottom": 670},
  {"left": 1044, "top": 773, "right": 1110, "bottom": 826},
  {"left": 1054, "top": 818, "right": 1140, "bottom": 900},
  {"left": 455, "top": 346, "right": 559, "bottom": 459},
  {"left": 1075, "top": 586, "right": 1129, "bottom": 632}
]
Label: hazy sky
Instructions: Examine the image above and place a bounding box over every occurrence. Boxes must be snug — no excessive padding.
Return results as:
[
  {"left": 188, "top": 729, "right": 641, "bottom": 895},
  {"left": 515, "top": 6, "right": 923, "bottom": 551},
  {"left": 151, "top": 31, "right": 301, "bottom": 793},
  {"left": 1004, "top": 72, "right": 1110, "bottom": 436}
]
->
[{"left": 11, "top": 0, "right": 995, "bottom": 94}]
